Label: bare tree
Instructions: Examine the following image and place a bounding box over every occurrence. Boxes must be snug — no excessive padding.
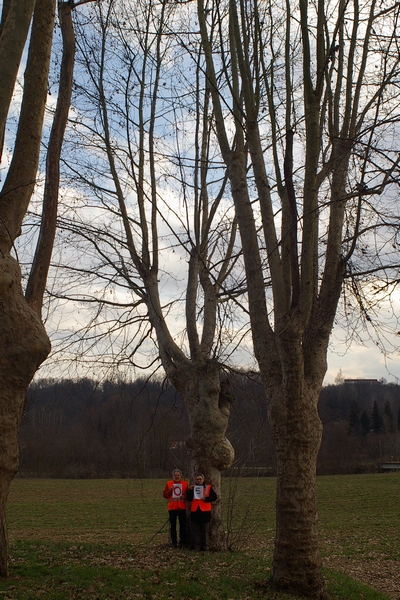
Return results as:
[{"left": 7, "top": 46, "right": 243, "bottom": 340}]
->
[
  {"left": 0, "top": 0, "right": 96, "bottom": 575},
  {"left": 197, "top": 0, "right": 400, "bottom": 596},
  {"left": 48, "top": 0, "right": 247, "bottom": 549}
]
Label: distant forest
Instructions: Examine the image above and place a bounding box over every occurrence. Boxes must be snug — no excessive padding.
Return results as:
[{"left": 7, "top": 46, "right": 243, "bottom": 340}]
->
[{"left": 19, "top": 376, "right": 400, "bottom": 478}]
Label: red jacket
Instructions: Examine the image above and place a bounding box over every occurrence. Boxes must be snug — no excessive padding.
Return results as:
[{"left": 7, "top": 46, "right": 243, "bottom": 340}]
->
[
  {"left": 190, "top": 484, "right": 212, "bottom": 512},
  {"left": 163, "top": 479, "right": 188, "bottom": 511}
]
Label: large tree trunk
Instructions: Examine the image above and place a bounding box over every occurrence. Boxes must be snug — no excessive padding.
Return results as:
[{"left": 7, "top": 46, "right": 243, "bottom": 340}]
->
[
  {"left": 182, "top": 364, "right": 234, "bottom": 551},
  {"left": 260, "top": 322, "right": 328, "bottom": 598},
  {"left": 0, "top": 255, "right": 50, "bottom": 576},
  {"left": 0, "top": 0, "right": 55, "bottom": 576},
  {"left": 269, "top": 381, "right": 324, "bottom": 596}
]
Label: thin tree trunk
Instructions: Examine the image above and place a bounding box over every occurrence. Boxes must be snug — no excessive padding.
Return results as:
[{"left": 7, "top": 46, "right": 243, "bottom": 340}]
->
[
  {"left": 25, "top": 0, "right": 76, "bottom": 316},
  {"left": 0, "top": 0, "right": 56, "bottom": 251},
  {"left": 0, "top": 0, "right": 37, "bottom": 155}
]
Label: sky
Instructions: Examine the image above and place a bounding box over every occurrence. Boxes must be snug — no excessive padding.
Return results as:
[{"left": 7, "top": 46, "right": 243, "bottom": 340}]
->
[
  {"left": 325, "top": 338, "right": 400, "bottom": 385},
  {"left": 36, "top": 266, "right": 400, "bottom": 385},
  {"left": 4, "top": 0, "right": 400, "bottom": 388},
  {"left": 325, "top": 291, "right": 400, "bottom": 384}
]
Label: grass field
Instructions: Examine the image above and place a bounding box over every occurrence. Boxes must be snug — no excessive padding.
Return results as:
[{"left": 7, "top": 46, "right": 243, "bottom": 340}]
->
[{"left": 0, "top": 474, "right": 398, "bottom": 599}]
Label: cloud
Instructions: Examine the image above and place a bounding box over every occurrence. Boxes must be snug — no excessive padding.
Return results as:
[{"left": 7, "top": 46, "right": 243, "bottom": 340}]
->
[{"left": 326, "top": 342, "right": 400, "bottom": 385}]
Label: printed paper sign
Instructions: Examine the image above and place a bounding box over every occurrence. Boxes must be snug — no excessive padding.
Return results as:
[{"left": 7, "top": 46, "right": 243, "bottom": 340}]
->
[
  {"left": 194, "top": 485, "right": 204, "bottom": 499},
  {"left": 172, "top": 483, "right": 183, "bottom": 499}
]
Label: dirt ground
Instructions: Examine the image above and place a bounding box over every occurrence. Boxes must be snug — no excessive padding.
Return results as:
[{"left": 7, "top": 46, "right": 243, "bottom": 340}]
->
[{"left": 324, "top": 555, "right": 400, "bottom": 599}]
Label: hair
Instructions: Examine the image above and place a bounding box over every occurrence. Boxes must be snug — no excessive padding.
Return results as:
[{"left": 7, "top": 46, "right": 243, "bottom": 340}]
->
[
  {"left": 195, "top": 473, "right": 205, "bottom": 479},
  {"left": 172, "top": 468, "right": 183, "bottom": 477}
]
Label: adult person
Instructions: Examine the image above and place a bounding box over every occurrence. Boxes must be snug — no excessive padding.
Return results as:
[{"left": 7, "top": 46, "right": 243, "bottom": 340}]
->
[
  {"left": 186, "top": 473, "right": 217, "bottom": 551},
  {"left": 162, "top": 468, "right": 188, "bottom": 548}
]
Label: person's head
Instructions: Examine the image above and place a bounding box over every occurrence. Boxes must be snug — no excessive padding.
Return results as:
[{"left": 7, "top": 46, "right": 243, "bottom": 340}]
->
[
  {"left": 172, "top": 469, "right": 183, "bottom": 481},
  {"left": 194, "top": 473, "right": 205, "bottom": 485}
]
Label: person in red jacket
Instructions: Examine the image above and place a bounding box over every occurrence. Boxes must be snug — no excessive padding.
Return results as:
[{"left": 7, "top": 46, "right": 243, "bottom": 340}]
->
[
  {"left": 186, "top": 473, "right": 217, "bottom": 551},
  {"left": 162, "top": 469, "right": 188, "bottom": 548}
]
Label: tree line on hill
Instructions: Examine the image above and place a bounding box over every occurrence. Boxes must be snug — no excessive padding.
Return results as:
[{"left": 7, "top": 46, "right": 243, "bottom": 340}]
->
[{"left": 18, "top": 376, "right": 400, "bottom": 478}]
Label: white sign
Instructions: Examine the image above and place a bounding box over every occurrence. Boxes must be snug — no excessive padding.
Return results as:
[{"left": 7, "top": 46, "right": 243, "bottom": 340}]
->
[
  {"left": 172, "top": 483, "right": 183, "bottom": 499},
  {"left": 194, "top": 485, "right": 204, "bottom": 499}
]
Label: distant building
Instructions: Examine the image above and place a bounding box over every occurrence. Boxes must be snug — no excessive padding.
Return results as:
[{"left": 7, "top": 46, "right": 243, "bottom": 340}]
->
[{"left": 344, "top": 379, "right": 380, "bottom": 385}]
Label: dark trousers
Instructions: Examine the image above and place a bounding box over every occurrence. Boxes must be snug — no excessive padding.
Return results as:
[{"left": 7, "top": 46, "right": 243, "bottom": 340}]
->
[
  {"left": 191, "top": 520, "right": 209, "bottom": 551},
  {"left": 169, "top": 509, "right": 187, "bottom": 546}
]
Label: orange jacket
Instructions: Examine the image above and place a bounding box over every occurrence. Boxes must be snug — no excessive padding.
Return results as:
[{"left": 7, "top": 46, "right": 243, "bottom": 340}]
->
[
  {"left": 190, "top": 484, "right": 212, "bottom": 512},
  {"left": 163, "top": 479, "right": 188, "bottom": 511}
]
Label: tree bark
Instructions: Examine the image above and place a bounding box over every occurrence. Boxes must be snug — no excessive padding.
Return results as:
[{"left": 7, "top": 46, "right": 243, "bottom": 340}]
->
[
  {"left": 267, "top": 346, "right": 325, "bottom": 597},
  {"left": 0, "top": 256, "right": 50, "bottom": 576},
  {"left": 0, "top": 0, "right": 55, "bottom": 576},
  {"left": 0, "top": 0, "right": 37, "bottom": 162},
  {"left": 0, "top": 0, "right": 56, "bottom": 251},
  {"left": 25, "top": 0, "right": 76, "bottom": 317},
  {"left": 183, "top": 363, "right": 234, "bottom": 550}
]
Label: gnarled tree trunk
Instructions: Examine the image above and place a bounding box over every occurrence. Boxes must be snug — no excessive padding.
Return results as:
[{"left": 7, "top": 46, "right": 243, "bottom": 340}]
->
[
  {"left": 0, "top": 256, "right": 50, "bottom": 575},
  {"left": 183, "top": 363, "right": 234, "bottom": 550},
  {"left": 0, "top": 0, "right": 55, "bottom": 575}
]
